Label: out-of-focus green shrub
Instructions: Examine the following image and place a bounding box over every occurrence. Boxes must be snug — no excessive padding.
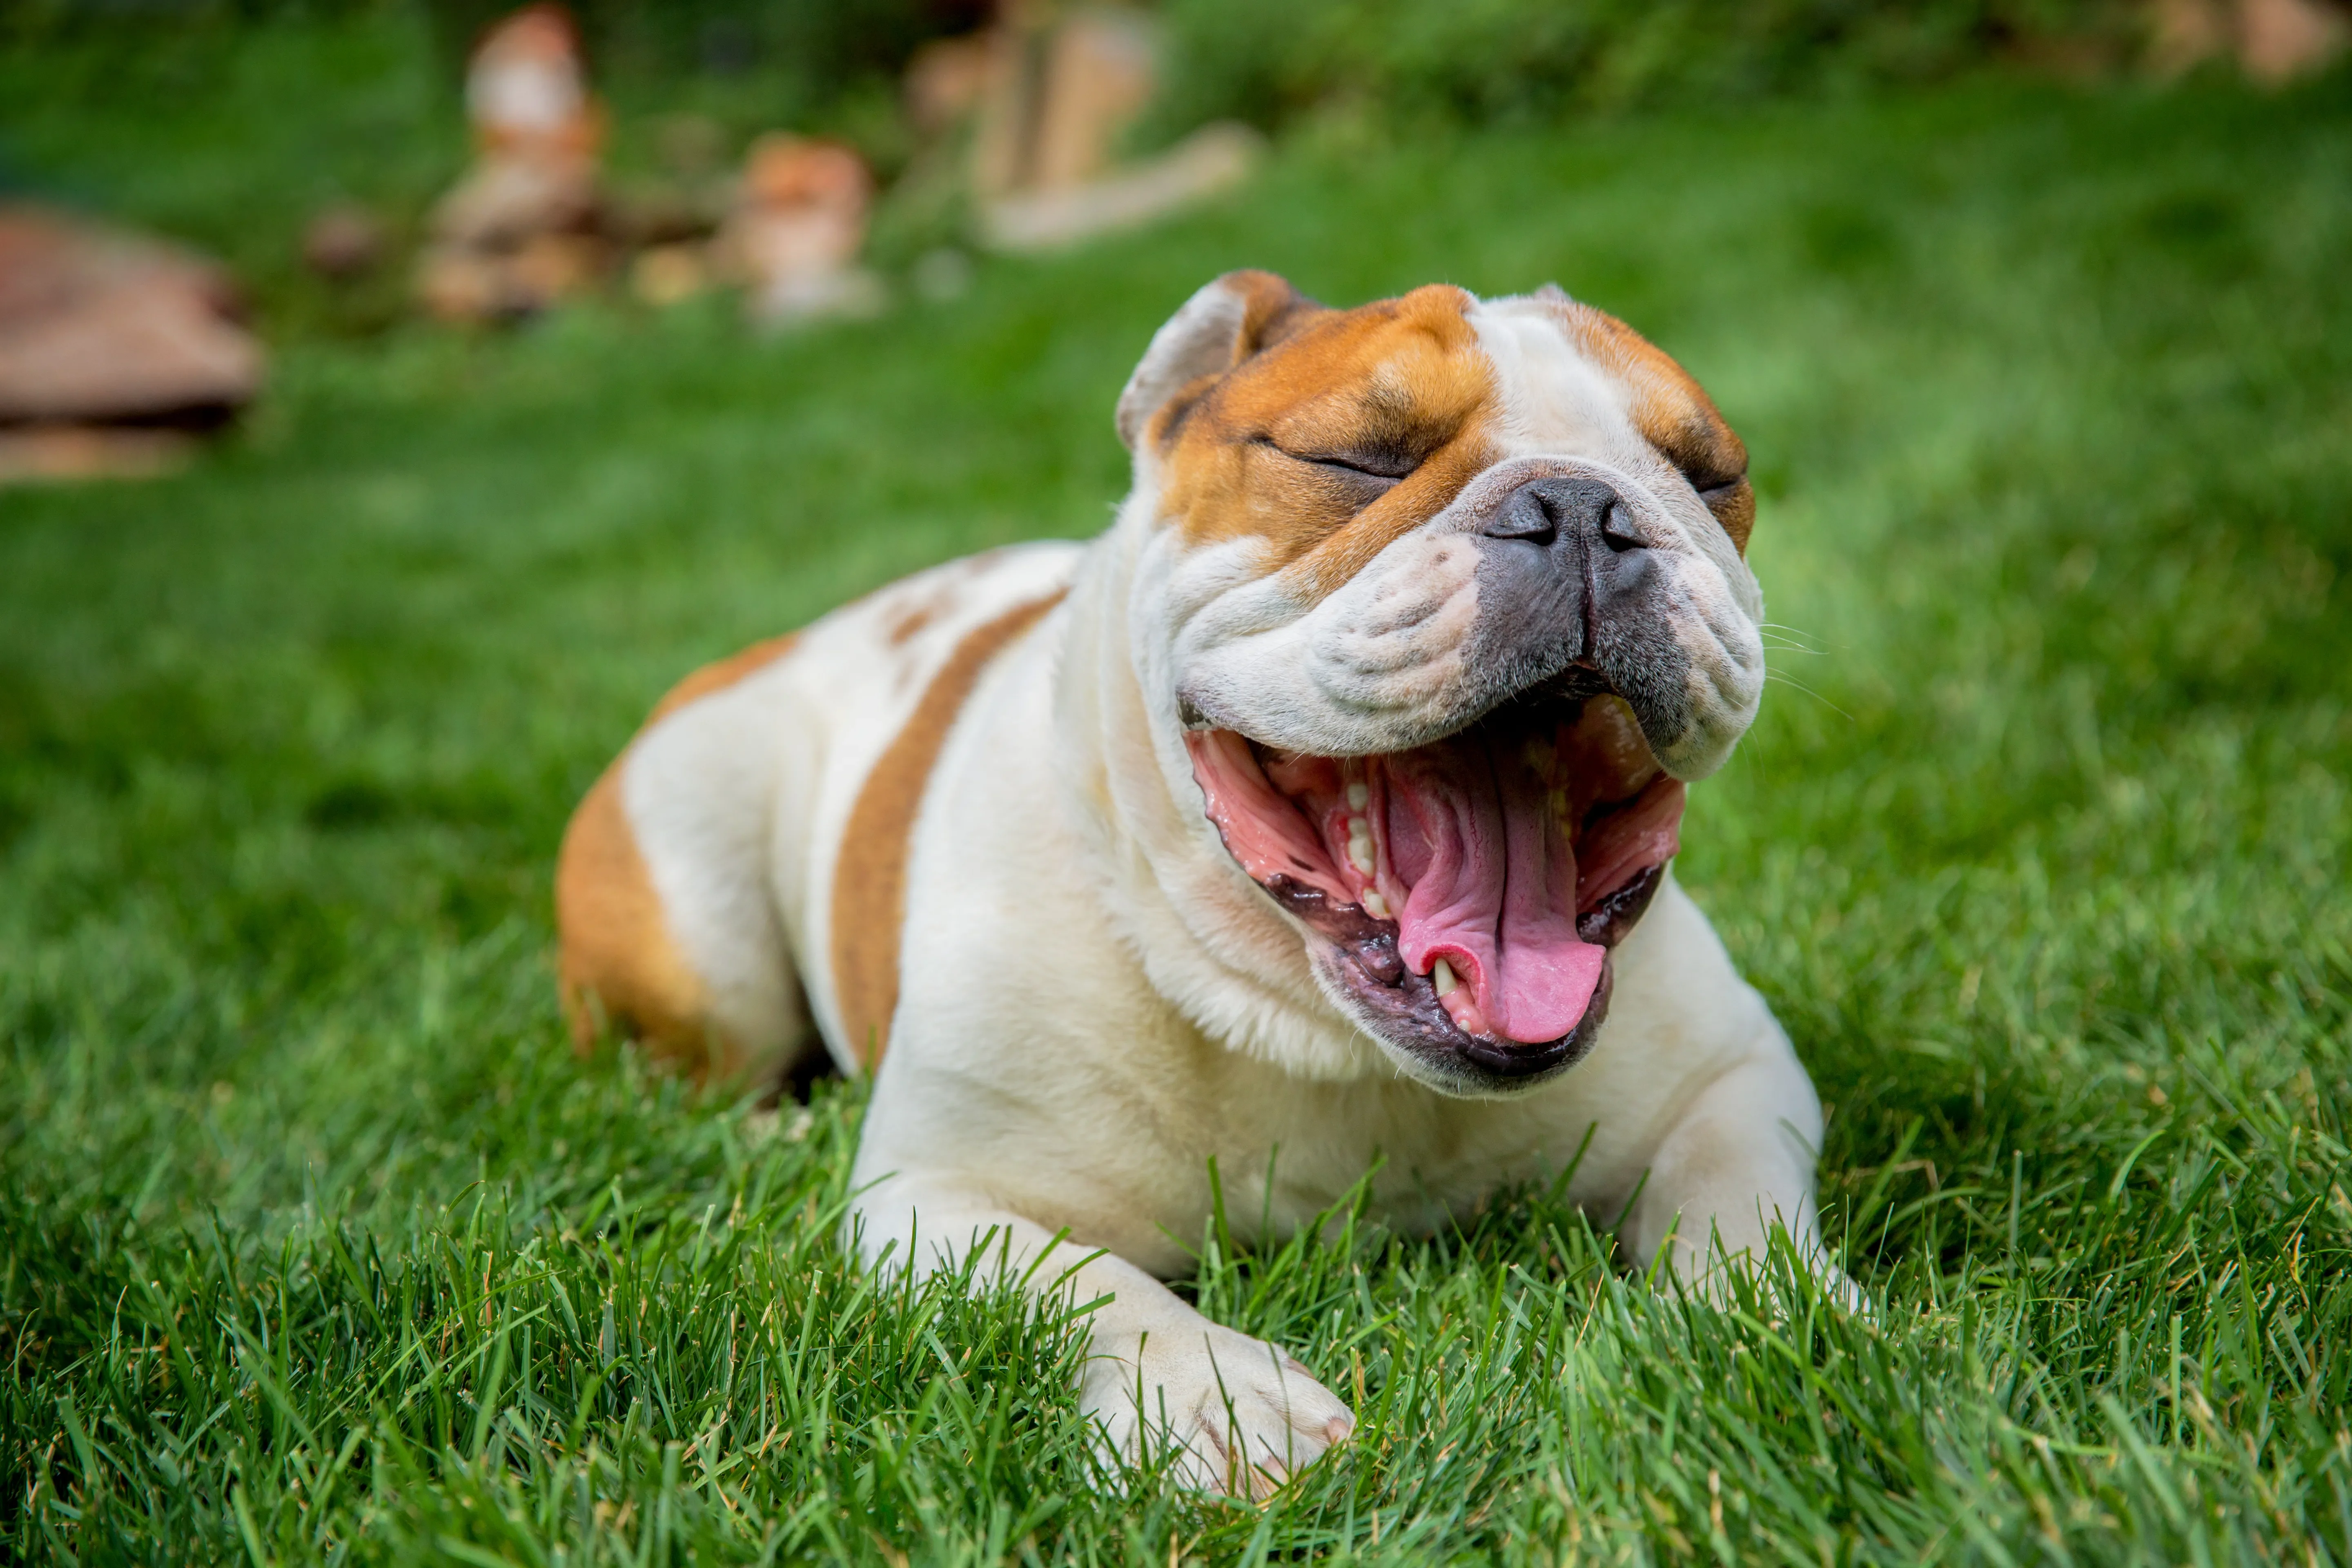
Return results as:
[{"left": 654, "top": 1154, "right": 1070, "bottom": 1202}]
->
[
  {"left": 1149, "top": 0, "right": 2141, "bottom": 134},
  {"left": 422, "top": 0, "right": 984, "bottom": 92}
]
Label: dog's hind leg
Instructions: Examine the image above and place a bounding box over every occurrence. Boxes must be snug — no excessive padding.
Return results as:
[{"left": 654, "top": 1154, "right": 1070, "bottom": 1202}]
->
[{"left": 556, "top": 638, "right": 817, "bottom": 1089}]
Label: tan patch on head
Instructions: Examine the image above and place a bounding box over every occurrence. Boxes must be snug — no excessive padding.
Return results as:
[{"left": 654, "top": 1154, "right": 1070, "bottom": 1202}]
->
[
  {"left": 1543, "top": 299, "right": 1755, "bottom": 553},
  {"left": 555, "top": 763, "right": 719, "bottom": 1065},
  {"left": 1154, "top": 283, "right": 1502, "bottom": 598},
  {"left": 829, "top": 590, "right": 1067, "bottom": 1070}
]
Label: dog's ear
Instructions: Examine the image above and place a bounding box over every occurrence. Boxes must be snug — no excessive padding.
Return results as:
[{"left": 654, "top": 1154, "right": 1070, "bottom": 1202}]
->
[{"left": 1116, "top": 270, "right": 1321, "bottom": 450}]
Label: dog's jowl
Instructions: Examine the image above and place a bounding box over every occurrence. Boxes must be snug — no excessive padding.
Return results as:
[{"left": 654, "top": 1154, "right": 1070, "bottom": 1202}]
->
[{"left": 556, "top": 274, "right": 1837, "bottom": 1496}]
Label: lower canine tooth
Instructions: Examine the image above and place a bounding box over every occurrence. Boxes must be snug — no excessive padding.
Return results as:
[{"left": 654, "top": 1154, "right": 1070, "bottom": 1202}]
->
[
  {"left": 1431, "top": 957, "right": 1458, "bottom": 996},
  {"left": 1363, "top": 891, "right": 1390, "bottom": 919}
]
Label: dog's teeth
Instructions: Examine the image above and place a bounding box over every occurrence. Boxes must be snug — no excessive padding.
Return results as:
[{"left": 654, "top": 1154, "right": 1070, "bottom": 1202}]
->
[
  {"left": 1432, "top": 957, "right": 1458, "bottom": 996},
  {"left": 1363, "top": 890, "right": 1390, "bottom": 919},
  {"left": 1345, "top": 818, "right": 1375, "bottom": 874},
  {"left": 1346, "top": 782, "right": 1370, "bottom": 811}
]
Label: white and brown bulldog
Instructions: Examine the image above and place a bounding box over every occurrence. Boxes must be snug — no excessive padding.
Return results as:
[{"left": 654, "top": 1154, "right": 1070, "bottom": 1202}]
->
[{"left": 557, "top": 272, "right": 1838, "bottom": 1494}]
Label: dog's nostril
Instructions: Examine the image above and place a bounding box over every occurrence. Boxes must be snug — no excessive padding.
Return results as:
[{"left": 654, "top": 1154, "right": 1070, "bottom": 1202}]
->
[
  {"left": 1483, "top": 488, "right": 1558, "bottom": 546},
  {"left": 1487, "top": 476, "right": 1625, "bottom": 549},
  {"left": 1600, "top": 503, "right": 1644, "bottom": 553}
]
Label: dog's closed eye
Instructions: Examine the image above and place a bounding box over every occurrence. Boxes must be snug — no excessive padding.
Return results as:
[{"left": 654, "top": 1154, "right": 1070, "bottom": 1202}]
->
[{"left": 1256, "top": 437, "right": 1417, "bottom": 499}]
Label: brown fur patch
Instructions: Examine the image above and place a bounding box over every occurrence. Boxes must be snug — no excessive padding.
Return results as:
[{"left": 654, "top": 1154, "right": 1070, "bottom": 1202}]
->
[
  {"left": 1541, "top": 299, "right": 1755, "bottom": 553},
  {"left": 829, "top": 590, "right": 1068, "bottom": 1070},
  {"left": 555, "top": 629, "right": 802, "bottom": 1075},
  {"left": 884, "top": 596, "right": 943, "bottom": 646},
  {"left": 555, "top": 762, "right": 715, "bottom": 1062},
  {"left": 1156, "top": 284, "right": 1501, "bottom": 597},
  {"left": 648, "top": 631, "right": 801, "bottom": 723}
]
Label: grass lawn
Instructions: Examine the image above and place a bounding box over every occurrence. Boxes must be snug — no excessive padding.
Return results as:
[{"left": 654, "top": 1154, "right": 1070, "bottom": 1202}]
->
[{"left": 5, "top": 18, "right": 2352, "bottom": 1562}]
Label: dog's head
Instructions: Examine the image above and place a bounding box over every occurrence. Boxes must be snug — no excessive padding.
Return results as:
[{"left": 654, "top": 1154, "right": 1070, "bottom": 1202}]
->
[{"left": 1117, "top": 272, "right": 1764, "bottom": 1095}]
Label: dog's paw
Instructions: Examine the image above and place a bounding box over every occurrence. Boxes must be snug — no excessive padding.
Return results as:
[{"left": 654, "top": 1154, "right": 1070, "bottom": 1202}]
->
[{"left": 1081, "top": 1321, "right": 1354, "bottom": 1498}]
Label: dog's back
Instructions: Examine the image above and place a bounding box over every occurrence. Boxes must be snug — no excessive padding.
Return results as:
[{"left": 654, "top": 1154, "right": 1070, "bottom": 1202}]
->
[{"left": 554, "top": 540, "right": 1081, "bottom": 1082}]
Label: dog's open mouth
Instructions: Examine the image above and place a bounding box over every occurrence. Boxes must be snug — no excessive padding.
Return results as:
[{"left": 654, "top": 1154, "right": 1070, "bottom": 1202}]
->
[{"left": 1185, "top": 679, "right": 1683, "bottom": 1076}]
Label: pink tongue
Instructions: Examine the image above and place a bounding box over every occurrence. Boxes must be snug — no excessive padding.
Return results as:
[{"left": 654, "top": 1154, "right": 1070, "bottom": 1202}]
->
[{"left": 1383, "top": 737, "right": 1604, "bottom": 1045}]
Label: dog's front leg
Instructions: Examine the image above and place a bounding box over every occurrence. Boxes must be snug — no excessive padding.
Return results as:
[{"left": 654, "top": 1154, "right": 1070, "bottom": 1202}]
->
[
  {"left": 853, "top": 1176, "right": 1354, "bottom": 1497},
  {"left": 1620, "top": 1031, "right": 1861, "bottom": 1307}
]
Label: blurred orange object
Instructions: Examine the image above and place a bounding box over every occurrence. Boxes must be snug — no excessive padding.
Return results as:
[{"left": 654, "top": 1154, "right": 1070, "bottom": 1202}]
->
[
  {"left": 467, "top": 3, "right": 604, "bottom": 162},
  {"left": 717, "top": 136, "right": 883, "bottom": 324},
  {"left": 419, "top": 3, "right": 610, "bottom": 321}
]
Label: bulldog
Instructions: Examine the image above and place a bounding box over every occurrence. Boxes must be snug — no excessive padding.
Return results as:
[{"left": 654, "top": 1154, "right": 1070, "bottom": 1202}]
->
[{"left": 555, "top": 272, "right": 1839, "bottom": 1495}]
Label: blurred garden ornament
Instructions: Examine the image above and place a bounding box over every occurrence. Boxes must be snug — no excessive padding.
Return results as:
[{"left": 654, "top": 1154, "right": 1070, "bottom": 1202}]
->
[
  {"left": 716, "top": 136, "right": 885, "bottom": 325},
  {"left": 980, "top": 122, "right": 1262, "bottom": 252},
  {"left": 417, "top": 3, "right": 610, "bottom": 322},
  {"left": 2149, "top": 0, "right": 2348, "bottom": 80},
  {"left": 904, "top": 31, "right": 998, "bottom": 138},
  {"left": 0, "top": 205, "right": 263, "bottom": 483},
  {"left": 947, "top": 4, "right": 1261, "bottom": 252}
]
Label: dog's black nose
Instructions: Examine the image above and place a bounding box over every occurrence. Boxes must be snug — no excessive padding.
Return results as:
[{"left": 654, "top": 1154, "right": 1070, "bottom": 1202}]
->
[{"left": 1483, "top": 476, "right": 1624, "bottom": 550}]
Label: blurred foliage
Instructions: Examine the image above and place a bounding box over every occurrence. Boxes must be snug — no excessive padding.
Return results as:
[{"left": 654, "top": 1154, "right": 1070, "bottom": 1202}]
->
[
  {"left": 0, "top": 0, "right": 985, "bottom": 109},
  {"left": 418, "top": 0, "right": 984, "bottom": 116},
  {"left": 1147, "top": 0, "right": 2145, "bottom": 138}
]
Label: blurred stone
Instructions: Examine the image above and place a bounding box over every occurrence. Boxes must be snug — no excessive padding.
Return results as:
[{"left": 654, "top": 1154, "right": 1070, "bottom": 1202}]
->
[
  {"left": 418, "top": 231, "right": 604, "bottom": 323},
  {"left": 2147, "top": 0, "right": 2348, "bottom": 79},
  {"left": 431, "top": 154, "right": 599, "bottom": 252},
  {"left": 0, "top": 426, "right": 196, "bottom": 486},
  {"left": 0, "top": 205, "right": 263, "bottom": 428},
  {"left": 981, "top": 121, "right": 1261, "bottom": 252},
  {"left": 302, "top": 203, "right": 385, "bottom": 278},
  {"left": 419, "top": 3, "right": 609, "bottom": 321},
  {"left": 716, "top": 136, "right": 884, "bottom": 325},
  {"left": 2238, "top": 0, "right": 2348, "bottom": 80}
]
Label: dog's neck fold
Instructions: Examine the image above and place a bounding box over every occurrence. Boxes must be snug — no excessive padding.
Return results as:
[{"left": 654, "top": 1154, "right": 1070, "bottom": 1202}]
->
[{"left": 1052, "top": 486, "right": 1393, "bottom": 1080}]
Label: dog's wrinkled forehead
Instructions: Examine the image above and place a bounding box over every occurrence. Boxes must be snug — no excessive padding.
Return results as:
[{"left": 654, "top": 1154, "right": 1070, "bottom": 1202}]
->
[{"left": 1117, "top": 271, "right": 1755, "bottom": 591}]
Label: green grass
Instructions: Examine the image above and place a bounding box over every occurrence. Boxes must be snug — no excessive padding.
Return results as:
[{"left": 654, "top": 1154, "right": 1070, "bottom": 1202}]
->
[{"left": 6, "top": 16, "right": 2352, "bottom": 1562}]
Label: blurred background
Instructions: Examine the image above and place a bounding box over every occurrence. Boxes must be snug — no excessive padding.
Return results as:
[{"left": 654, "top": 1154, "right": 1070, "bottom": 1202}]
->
[
  {"left": 4, "top": 3, "right": 2352, "bottom": 1559},
  {"left": 5, "top": 0, "right": 2346, "bottom": 417}
]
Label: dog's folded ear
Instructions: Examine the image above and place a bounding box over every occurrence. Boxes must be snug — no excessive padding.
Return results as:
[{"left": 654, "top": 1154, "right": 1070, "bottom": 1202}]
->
[{"left": 1116, "top": 270, "right": 1323, "bottom": 450}]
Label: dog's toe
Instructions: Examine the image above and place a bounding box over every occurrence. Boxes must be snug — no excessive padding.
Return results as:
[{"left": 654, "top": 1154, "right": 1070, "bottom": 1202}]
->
[{"left": 1084, "top": 1323, "right": 1354, "bottom": 1497}]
